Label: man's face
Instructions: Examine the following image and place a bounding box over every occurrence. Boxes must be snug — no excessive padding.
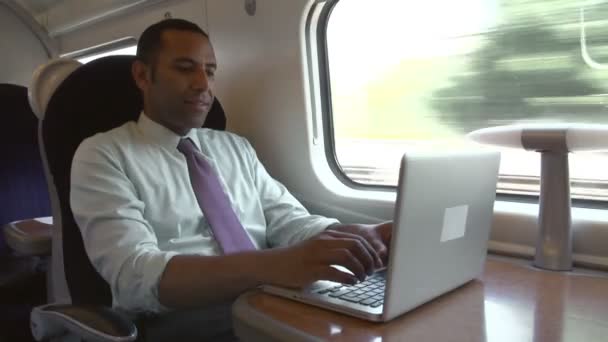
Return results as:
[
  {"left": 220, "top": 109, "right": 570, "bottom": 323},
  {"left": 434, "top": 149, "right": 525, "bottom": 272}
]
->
[{"left": 133, "top": 29, "right": 217, "bottom": 135}]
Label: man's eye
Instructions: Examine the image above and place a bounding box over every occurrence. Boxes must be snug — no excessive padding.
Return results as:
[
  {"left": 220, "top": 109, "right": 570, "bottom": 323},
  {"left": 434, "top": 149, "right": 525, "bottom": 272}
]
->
[
  {"left": 206, "top": 69, "right": 216, "bottom": 77},
  {"left": 176, "top": 65, "right": 194, "bottom": 72}
]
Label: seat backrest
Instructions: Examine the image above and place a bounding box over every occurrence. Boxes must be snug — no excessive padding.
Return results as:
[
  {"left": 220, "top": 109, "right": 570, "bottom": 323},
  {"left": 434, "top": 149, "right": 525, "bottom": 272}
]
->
[
  {"left": 0, "top": 83, "right": 51, "bottom": 237},
  {"left": 41, "top": 55, "right": 226, "bottom": 305}
]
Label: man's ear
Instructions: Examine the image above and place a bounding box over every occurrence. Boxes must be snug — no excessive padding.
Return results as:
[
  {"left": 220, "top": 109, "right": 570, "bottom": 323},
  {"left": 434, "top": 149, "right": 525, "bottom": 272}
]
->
[{"left": 132, "top": 60, "right": 151, "bottom": 91}]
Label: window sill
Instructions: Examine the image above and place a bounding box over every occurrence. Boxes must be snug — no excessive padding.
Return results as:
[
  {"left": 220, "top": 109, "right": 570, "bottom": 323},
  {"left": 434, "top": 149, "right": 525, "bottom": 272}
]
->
[{"left": 490, "top": 201, "right": 608, "bottom": 271}]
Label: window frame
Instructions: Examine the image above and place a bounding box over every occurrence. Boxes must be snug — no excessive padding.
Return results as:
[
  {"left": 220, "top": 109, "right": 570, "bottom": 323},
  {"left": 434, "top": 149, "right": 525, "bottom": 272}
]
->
[
  {"left": 312, "top": 0, "right": 608, "bottom": 209},
  {"left": 60, "top": 37, "right": 137, "bottom": 61},
  {"left": 312, "top": 0, "right": 393, "bottom": 193}
]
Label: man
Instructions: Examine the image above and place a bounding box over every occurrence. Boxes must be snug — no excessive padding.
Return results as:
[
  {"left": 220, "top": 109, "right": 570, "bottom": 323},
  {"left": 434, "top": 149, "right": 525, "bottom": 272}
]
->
[{"left": 71, "top": 18, "right": 391, "bottom": 328}]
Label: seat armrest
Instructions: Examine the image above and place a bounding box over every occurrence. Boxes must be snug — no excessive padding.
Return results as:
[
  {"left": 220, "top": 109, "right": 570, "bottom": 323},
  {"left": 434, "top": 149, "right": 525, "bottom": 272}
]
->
[
  {"left": 3, "top": 217, "right": 53, "bottom": 255},
  {"left": 31, "top": 303, "right": 137, "bottom": 342}
]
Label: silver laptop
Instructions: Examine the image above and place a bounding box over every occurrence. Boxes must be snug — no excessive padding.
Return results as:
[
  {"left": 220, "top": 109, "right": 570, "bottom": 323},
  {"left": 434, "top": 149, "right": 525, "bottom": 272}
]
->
[{"left": 262, "top": 150, "right": 500, "bottom": 322}]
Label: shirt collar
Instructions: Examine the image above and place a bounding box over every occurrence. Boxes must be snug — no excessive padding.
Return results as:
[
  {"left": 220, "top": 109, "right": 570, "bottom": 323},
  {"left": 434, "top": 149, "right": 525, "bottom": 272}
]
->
[{"left": 137, "top": 112, "right": 201, "bottom": 151}]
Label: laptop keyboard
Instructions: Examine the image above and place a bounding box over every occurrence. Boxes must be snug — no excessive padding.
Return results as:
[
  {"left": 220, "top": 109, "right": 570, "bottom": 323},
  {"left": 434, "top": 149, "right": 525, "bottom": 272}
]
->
[{"left": 315, "top": 273, "right": 385, "bottom": 308}]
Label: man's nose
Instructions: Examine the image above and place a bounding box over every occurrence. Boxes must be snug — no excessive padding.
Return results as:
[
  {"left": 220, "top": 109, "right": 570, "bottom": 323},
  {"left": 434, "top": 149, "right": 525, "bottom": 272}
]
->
[{"left": 192, "top": 68, "right": 209, "bottom": 90}]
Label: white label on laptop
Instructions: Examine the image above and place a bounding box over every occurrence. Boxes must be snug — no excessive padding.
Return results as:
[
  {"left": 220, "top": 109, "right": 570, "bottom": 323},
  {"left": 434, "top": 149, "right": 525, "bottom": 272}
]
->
[{"left": 440, "top": 205, "right": 468, "bottom": 242}]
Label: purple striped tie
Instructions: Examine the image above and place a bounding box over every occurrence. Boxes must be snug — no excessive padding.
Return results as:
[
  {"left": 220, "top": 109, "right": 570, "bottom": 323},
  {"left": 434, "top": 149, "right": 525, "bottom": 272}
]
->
[{"left": 178, "top": 138, "right": 255, "bottom": 254}]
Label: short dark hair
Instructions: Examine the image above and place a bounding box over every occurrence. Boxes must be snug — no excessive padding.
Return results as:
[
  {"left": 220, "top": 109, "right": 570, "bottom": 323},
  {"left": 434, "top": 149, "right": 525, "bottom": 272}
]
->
[{"left": 136, "top": 18, "right": 209, "bottom": 69}]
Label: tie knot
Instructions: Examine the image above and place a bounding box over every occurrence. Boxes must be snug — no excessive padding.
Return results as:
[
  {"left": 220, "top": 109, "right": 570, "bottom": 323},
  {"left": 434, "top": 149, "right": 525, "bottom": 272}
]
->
[{"left": 177, "top": 138, "right": 197, "bottom": 154}]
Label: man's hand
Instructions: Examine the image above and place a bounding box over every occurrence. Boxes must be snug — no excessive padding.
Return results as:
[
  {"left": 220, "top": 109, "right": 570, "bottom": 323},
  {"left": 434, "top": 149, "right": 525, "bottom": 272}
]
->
[
  {"left": 261, "top": 222, "right": 393, "bottom": 289},
  {"left": 327, "top": 222, "right": 393, "bottom": 266},
  {"left": 262, "top": 229, "right": 384, "bottom": 289}
]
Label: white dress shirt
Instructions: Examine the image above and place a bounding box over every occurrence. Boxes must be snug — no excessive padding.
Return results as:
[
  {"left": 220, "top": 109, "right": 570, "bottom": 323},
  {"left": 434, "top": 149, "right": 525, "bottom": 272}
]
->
[{"left": 70, "top": 113, "right": 338, "bottom": 313}]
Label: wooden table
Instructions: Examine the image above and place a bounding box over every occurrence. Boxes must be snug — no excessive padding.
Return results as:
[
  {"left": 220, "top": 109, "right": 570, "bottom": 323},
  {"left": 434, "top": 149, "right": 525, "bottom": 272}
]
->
[{"left": 233, "top": 256, "right": 608, "bottom": 341}]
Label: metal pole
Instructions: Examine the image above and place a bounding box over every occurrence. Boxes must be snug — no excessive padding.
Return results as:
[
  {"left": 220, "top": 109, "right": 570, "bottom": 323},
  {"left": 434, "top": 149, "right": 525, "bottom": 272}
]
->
[{"left": 533, "top": 151, "right": 573, "bottom": 271}]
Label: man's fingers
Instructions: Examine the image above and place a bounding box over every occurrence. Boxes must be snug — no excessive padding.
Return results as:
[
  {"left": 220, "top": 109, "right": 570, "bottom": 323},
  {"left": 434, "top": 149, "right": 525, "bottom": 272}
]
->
[
  {"left": 326, "top": 248, "right": 367, "bottom": 281},
  {"left": 378, "top": 222, "right": 393, "bottom": 243},
  {"left": 371, "top": 239, "right": 388, "bottom": 264},
  {"left": 375, "top": 222, "right": 393, "bottom": 264},
  {"left": 325, "top": 230, "right": 383, "bottom": 269},
  {"left": 320, "top": 266, "right": 358, "bottom": 285},
  {"left": 365, "top": 238, "right": 386, "bottom": 267}
]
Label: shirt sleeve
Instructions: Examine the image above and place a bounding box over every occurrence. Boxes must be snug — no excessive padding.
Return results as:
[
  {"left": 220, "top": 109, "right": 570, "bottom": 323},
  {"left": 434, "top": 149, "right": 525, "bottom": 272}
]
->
[
  {"left": 70, "top": 138, "right": 178, "bottom": 313},
  {"left": 241, "top": 138, "right": 339, "bottom": 247}
]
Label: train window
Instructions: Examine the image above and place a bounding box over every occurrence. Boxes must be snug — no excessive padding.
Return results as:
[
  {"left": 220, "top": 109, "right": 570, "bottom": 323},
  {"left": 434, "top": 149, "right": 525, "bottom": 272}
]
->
[{"left": 322, "top": 0, "right": 608, "bottom": 201}]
